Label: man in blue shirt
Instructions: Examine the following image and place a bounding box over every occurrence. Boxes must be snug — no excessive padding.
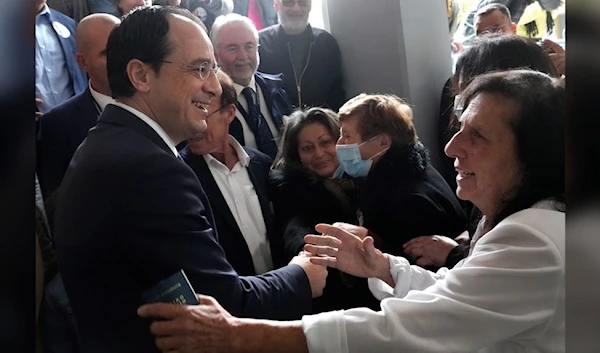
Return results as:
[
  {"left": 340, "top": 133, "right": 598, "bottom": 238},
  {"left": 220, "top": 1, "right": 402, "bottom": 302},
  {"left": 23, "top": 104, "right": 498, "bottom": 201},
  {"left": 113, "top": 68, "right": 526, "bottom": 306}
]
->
[{"left": 35, "top": 0, "right": 87, "bottom": 114}]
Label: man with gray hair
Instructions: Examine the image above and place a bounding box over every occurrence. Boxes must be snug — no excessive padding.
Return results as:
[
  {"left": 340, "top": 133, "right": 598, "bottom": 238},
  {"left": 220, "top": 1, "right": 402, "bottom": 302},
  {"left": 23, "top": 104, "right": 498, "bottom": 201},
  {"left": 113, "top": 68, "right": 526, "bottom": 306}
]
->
[
  {"left": 211, "top": 13, "right": 292, "bottom": 159},
  {"left": 258, "top": 0, "right": 346, "bottom": 111}
]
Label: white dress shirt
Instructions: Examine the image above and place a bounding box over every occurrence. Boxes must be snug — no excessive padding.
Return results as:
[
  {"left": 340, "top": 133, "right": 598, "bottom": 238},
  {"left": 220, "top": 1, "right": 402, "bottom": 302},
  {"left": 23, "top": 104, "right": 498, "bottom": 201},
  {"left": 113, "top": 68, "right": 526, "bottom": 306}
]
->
[
  {"left": 233, "top": 76, "right": 280, "bottom": 150},
  {"left": 89, "top": 80, "right": 115, "bottom": 113},
  {"left": 203, "top": 136, "right": 274, "bottom": 274},
  {"left": 111, "top": 102, "right": 179, "bottom": 157},
  {"left": 303, "top": 201, "right": 565, "bottom": 353}
]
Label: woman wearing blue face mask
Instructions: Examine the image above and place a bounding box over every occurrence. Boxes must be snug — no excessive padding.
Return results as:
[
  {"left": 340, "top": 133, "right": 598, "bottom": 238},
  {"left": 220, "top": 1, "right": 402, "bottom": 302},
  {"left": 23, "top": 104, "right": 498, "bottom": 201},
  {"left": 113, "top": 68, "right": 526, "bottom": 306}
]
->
[
  {"left": 269, "top": 107, "right": 381, "bottom": 313},
  {"left": 333, "top": 94, "right": 466, "bottom": 266}
]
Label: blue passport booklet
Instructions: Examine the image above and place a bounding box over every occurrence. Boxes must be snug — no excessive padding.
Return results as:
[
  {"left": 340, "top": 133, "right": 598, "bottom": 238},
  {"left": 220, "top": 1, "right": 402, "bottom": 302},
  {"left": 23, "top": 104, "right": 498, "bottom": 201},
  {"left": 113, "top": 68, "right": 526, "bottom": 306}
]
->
[{"left": 141, "top": 269, "right": 200, "bottom": 305}]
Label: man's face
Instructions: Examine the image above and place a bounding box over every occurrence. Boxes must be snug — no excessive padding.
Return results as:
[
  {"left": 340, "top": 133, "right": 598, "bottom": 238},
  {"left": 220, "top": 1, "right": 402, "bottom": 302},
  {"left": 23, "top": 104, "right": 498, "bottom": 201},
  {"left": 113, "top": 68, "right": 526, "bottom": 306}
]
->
[
  {"left": 215, "top": 22, "right": 259, "bottom": 86},
  {"left": 146, "top": 15, "right": 222, "bottom": 145},
  {"left": 78, "top": 20, "right": 119, "bottom": 94},
  {"left": 187, "top": 97, "right": 236, "bottom": 156},
  {"left": 274, "top": 0, "right": 312, "bottom": 34},
  {"left": 475, "top": 10, "right": 516, "bottom": 36}
]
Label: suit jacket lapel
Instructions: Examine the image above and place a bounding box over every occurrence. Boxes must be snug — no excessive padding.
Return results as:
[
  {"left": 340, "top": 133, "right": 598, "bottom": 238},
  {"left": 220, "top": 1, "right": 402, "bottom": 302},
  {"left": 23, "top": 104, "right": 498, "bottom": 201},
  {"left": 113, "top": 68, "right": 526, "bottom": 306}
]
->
[
  {"left": 255, "top": 74, "right": 283, "bottom": 129},
  {"left": 186, "top": 153, "right": 242, "bottom": 238},
  {"left": 246, "top": 157, "right": 271, "bottom": 226},
  {"left": 245, "top": 151, "right": 280, "bottom": 256},
  {"left": 74, "top": 88, "right": 99, "bottom": 142}
]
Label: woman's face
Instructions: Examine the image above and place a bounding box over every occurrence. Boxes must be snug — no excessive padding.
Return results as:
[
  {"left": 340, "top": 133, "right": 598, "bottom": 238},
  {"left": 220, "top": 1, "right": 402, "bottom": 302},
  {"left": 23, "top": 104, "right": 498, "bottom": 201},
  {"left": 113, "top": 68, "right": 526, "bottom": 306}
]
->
[
  {"left": 297, "top": 122, "right": 339, "bottom": 177},
  {"left": 445, "top": 92, "right": 522, "bottom": 218}
]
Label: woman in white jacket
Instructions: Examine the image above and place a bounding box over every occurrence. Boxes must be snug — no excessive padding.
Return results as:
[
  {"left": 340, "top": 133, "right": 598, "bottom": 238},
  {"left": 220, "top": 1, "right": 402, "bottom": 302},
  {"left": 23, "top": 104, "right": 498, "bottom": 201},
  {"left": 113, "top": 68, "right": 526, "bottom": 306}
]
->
[{"left": 138, "top": 69, "right": 566, "bottom": 353}]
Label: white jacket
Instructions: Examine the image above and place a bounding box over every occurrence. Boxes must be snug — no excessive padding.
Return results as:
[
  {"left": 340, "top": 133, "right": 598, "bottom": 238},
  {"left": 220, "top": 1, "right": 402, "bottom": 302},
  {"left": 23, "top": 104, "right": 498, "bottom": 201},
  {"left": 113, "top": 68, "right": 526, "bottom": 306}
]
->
[{"left": 303, "top": 202, "right": 565, "bottom": 353}]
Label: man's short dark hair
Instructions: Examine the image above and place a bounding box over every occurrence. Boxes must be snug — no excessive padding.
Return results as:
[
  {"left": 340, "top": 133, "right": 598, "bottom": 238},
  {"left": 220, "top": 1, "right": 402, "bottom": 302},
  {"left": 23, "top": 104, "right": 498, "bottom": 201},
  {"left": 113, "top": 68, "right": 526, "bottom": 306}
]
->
[
  {"left": 475, "top": 3, "right": 512, "bottom": 22},
  {"left": 106, "top": 6, "right": 207, "bottom": 99},
  {"left": 216, "top": 71, "right": 237, "bottom": 112}
]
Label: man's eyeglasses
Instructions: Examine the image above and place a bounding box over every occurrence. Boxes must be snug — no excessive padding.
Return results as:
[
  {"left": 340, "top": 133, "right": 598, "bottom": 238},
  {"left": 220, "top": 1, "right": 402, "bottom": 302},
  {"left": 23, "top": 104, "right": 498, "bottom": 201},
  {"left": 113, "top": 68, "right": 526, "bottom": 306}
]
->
[
  {"left": 206, "top": 104, "right": 229, "bottom": 119},
  {"left": 278, "top": 0, "right": 311, "bottom": 8},
  {"left": 161, "top": 60, "right": 220, "bottom": 80}
]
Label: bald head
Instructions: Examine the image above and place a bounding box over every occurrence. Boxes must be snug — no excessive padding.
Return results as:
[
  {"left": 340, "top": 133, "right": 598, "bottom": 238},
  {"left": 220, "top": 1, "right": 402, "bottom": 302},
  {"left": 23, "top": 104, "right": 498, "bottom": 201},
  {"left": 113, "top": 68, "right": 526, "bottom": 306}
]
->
[
  {"left": 75, "top": 14, "right": 121, "bottom": 95},
  {"left": 76, "top": 13, "right": 121, "bottom": 53}
]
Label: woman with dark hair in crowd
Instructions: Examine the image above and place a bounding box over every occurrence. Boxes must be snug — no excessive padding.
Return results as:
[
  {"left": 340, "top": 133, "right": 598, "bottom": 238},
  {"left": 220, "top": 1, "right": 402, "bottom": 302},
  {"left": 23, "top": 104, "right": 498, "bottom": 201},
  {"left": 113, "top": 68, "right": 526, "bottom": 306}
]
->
[
  {"left": 139, "top": 69, "right": 566, "bottom": 353},
  {"left": 269, "top": 107, "right": 378, "bottom": 312}
]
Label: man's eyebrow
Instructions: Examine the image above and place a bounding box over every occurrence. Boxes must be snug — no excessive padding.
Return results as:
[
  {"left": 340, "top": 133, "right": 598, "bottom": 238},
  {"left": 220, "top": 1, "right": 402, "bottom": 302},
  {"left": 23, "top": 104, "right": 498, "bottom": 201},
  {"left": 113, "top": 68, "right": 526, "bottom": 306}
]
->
[
  {"left": 100, "top": 49, "right": 107, "bottom": 56},
  {"left": 188, "top": 57, "right": 213, "bottom": 67}
]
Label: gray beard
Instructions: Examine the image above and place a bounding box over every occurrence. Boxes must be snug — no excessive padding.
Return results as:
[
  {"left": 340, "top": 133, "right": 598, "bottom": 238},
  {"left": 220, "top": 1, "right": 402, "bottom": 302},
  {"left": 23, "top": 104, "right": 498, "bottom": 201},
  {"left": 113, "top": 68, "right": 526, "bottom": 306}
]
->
[{"left": 279, "top": 17, "right": 309, "bottom": 34}]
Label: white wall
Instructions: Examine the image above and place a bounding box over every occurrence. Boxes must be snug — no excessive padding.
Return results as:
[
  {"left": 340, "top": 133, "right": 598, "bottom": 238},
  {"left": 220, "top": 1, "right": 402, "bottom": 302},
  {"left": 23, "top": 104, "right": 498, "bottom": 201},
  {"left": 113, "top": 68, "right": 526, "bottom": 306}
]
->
[
  {"left": 308, "top": 0, "right": 325, "bottom": 28},
  {"left": 323, "top": 0, "right": 453, "bottom": 168}
]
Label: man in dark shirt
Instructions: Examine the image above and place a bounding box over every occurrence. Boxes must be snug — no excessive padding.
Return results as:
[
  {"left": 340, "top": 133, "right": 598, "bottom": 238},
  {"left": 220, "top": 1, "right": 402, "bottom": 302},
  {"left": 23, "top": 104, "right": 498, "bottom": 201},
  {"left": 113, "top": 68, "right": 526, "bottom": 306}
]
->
[{"left": 258, "top": 0, "right": 345, "bottom": 111}]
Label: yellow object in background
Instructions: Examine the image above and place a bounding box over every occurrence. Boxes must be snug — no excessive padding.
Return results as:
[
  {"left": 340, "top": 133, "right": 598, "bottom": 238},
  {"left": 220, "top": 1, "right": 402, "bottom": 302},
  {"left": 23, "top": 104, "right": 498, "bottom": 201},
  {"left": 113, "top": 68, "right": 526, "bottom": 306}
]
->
[{"left": 517, "top": 1, "right": 565, "bottom": 39}]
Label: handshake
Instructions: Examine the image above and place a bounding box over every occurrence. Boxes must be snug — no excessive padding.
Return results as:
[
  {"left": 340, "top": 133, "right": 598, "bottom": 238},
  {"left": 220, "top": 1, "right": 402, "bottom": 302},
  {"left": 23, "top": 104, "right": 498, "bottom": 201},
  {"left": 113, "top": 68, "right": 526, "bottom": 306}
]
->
[
  {"left": 287, "top": 222, "right": 391, "bottom": 298},
  {"left": 288, "top": 250, "right": 329, "bottom": 298}
]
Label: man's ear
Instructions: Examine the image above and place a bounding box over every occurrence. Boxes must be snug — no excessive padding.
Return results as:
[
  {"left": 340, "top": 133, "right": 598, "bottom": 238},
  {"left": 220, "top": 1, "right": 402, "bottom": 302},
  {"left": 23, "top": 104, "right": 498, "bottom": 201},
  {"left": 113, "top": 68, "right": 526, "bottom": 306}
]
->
[
  {"left": 126, "top": 59, "right": 152, "bottom": 93},
  {"left": 224, "top": 104, "right": 237, "bottom": 124},
  {"left": 510, "top": 22, "right": 517, "bottom": 34},
  {"left": 75, "top": 52, "right": 88, "bottom": 72}
]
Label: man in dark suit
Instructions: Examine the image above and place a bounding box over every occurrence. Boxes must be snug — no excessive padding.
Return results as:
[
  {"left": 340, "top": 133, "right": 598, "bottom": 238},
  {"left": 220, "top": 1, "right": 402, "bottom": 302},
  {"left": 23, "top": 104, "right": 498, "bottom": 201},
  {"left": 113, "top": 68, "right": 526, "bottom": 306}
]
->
[
  {"left": 35, "top": 0, "right": 88, "bottom": 114},
  {"left": 38, "top": 13, "right": 120, "bottom": 201},
  {"left": 53, "top": 7, "right": 326, "bottom": 353},
  {"left": 182, "top": 71, "right": 285, "bottom": 276},
  {"left": 211, "top": 13, "right": 293, "bottom": 159}
]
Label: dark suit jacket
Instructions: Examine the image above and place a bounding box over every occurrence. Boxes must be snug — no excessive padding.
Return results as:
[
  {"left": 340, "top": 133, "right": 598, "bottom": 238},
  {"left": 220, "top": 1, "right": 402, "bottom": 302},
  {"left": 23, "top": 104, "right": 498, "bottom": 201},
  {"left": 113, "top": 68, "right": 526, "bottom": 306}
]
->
[
  {"left": 229, "top": 71, "right": 293, "bottom": 147},
  {"left": 233, "top": 0, "right": 278, "bottom": 27},
  {"left": 47, "top": 8, "right": 88, "bottom": 96},
  {"left": 38, "top": 87, "right": 98, "bottom": 200},
  {"left": 180, "top": 145, "right": 286, "bottom": 275},
  {"left": 54, "top": 105, "right": 312, "bottom": 353}
]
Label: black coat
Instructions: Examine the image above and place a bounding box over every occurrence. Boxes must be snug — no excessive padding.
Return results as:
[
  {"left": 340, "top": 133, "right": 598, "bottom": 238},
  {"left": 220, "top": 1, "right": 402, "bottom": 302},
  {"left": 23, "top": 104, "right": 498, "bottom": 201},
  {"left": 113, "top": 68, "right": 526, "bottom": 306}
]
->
[
  {"left": 270, "top": 168, "right": 380, "bottom": 312},
  {"left": 357, "top": 142, "right": 467, "bottom": 271}
]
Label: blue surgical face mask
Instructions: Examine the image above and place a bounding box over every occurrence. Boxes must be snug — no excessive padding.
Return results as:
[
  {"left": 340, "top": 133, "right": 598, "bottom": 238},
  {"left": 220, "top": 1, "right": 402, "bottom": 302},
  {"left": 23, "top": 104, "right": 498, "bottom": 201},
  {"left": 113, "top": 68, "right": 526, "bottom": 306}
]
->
[{"left": 334, "top": 135, "right": 389, "bottom": 179}]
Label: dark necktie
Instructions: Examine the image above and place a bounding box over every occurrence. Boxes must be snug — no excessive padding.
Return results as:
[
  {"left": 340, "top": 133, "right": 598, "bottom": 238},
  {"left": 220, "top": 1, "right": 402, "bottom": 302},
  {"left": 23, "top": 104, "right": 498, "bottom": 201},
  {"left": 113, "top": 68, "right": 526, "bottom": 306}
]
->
[{"left": 241, "top": 87, "right": 278, "bottom": 159}]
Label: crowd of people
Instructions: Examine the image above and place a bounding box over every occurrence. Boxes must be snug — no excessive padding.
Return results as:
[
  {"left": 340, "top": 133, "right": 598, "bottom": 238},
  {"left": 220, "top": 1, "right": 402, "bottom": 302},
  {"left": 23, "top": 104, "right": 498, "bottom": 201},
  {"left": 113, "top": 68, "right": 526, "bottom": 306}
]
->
[{"left": 34, "top": 1, "right": 565, "bottom": 352}]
